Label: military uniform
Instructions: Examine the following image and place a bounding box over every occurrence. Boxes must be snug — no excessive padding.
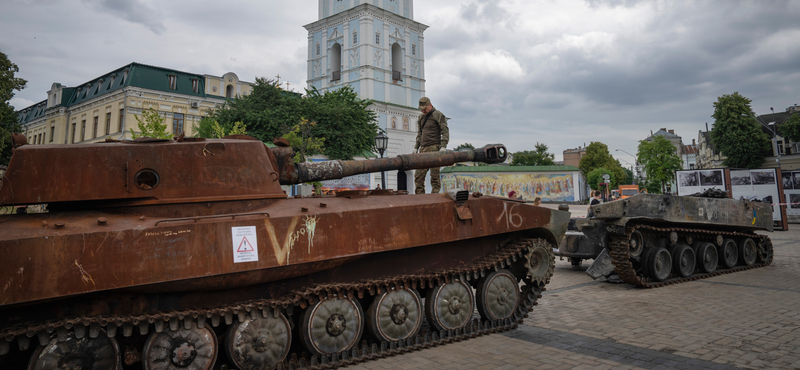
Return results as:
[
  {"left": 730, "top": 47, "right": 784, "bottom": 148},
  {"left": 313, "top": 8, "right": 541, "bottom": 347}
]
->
[{"left": 414, "top": 98, "right": 449, "bottom": 194}]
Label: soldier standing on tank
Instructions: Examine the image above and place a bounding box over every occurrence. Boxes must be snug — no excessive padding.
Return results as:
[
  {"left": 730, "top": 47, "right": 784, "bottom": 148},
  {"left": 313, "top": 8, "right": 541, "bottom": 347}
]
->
[{"left": 414, "top": 97, "right": 449, "bottom": 194}]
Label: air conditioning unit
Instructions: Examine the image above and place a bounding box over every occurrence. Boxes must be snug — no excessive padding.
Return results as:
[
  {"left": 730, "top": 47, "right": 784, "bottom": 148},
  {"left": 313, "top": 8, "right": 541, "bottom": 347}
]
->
[
  {"left": 191, "top": 102, "right": 199, "bottom": 108},
  {"left": 392, "top": 71, "right": 402, "bottom": 81},
  {"left": 331, "top": 71, "right": 341, "bottom": 81}
]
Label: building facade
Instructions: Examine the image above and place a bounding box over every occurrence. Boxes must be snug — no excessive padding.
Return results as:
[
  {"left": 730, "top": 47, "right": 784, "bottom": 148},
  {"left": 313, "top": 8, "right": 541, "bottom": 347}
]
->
[
  {"left": 562, "top": 146, "right": 587, "bottom": 168},
  {"left": 17, "top": 62, "right": 252, "bottom": 145},
  {"left": 304, "top": 0, "right": 427, "bottom": 191}
]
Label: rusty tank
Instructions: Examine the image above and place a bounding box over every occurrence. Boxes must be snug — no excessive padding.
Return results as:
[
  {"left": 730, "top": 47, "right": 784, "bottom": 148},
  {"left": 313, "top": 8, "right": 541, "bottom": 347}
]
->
[
  {"left": 0, "top": 134, "right": 569, "bottom": 370},
  {"left": 554, "top": 193, "right": 774, "bottom": 287}
]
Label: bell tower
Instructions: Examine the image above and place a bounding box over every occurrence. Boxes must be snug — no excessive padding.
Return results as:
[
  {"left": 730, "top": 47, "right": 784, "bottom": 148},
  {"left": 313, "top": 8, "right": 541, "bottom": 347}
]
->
[{"left": 304, "top": 1, "right": 428, "bottom": 191}]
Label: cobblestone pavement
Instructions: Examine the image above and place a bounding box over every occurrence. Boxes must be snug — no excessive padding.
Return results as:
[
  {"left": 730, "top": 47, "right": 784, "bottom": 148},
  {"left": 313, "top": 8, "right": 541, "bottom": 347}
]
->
[{"left": 349, "top": 225, "right": 800, "bottom": 370}]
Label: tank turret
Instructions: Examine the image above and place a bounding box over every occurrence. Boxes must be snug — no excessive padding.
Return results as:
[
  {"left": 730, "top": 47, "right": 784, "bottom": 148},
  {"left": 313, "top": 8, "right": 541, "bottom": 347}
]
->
[{"left": 0, "top": 135, "right": 506, "bottom": 210}]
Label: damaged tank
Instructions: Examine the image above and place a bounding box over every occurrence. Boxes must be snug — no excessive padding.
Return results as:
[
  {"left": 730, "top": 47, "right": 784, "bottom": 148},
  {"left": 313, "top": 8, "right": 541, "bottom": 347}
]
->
[
  {"left": 0, "top": 134, "right": 569, "bottom": 370},
  {"left": 555, "top": 193, "right": 774, "bottom": 287}
]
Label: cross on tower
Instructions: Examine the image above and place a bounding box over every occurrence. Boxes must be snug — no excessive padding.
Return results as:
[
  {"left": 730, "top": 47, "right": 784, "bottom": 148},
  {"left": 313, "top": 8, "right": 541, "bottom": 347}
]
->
[
  {"left": 285, "top": 81, "right": 291, "bottom": 91},
  {"left": 276, "top": 74, "right": 281, "bottom": 84}
]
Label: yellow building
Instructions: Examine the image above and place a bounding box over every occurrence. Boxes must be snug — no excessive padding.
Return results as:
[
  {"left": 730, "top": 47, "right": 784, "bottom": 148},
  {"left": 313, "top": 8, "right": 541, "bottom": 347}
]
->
[{"left": 16, "top": 62, "right": 253, "bottom": 144}]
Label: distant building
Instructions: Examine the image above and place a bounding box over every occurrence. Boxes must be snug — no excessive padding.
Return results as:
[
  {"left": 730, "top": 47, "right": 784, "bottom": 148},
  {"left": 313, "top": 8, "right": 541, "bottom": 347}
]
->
[
  {"left": 17, "top": 62, "right": 253, "bottom": 145},
  {"left": 682, "top": 139, "right": 698, "bottom": 169},
  {"left": 754, "top": 105, "right": 800, "bottom": 171},
  {"left": 563, "top": 146, "right": 587, "bottom": 168}
]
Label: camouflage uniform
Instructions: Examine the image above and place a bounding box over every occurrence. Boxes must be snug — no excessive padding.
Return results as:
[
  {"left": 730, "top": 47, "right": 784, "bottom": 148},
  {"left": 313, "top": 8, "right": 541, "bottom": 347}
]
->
[{"left": 414, "top": 97, "right": 449, "bottom": 194}]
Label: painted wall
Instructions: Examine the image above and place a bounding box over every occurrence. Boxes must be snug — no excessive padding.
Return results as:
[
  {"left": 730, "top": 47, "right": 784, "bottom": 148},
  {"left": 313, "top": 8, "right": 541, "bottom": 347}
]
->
[{"left": 441, "top": 173, "right": 579, "bottom": 202}]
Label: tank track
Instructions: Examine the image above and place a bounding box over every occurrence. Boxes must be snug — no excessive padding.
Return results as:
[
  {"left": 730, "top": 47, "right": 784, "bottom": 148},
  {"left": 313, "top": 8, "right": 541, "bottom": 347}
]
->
[
  {"left": 1, "top": 238, "right": 554, "bottom": 369},
  {"left": 608, "top": 224, "right": 773, "bottom": 288}
]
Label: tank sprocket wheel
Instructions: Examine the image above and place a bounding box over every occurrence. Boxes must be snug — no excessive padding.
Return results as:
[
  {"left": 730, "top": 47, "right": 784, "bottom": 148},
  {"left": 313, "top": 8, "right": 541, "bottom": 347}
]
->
[
  {"left": 476, "top": 270, "right": 520, "bottom": 322},
  {"left": 143, "top": 323, "right": 218, "bottom": 370},
  {"left": 524, "top": 240, "right": 555, "bottom": 285},
  {"left": 224, "top": 313, "right": 291, "bottom": 370},
  {"left": 300, "top": 296, "right": 364, "bottom": 357},
  {"left": 27, "top": 330, "right": 121, "bottom": 370},
  {"left": 366, "top": 288, "right": 423, "bottom": 343},
  {"left": 425, "top": 280, "right": 475, "bottom": 332}
]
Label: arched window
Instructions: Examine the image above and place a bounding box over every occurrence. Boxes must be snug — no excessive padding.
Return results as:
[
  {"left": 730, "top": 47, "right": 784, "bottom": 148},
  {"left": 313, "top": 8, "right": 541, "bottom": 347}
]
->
[
  {"left": 226, "top": 85, "right": 233, "bottom": 98},
  {"left": 331, "top": 43, "right": 342, "bottom": 81},
  {"left": 391, "top": 42, "right": 402, "bottom": 81}
]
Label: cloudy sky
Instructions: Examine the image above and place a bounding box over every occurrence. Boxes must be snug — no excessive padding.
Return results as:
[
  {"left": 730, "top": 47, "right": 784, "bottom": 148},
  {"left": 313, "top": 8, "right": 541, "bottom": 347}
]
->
[{"left": 3, "top": 0, "right": 800, "bottom": 164}]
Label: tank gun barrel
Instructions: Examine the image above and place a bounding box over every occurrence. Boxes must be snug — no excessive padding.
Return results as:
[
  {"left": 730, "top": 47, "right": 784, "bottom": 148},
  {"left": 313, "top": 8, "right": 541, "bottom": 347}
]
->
[{"left": 277, "top": 144, "right": 507, "bottom": 185}]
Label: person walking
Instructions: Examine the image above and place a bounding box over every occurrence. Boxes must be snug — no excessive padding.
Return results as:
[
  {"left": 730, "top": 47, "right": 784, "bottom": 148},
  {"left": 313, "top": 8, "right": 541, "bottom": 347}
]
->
[{"left": 414, "top": 97, "right": 449, "bottom": 194}]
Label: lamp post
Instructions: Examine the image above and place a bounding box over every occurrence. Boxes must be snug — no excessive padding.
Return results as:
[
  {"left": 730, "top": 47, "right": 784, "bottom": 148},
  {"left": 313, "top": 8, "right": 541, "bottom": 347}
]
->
[
  {"left": 374, "top": 131, "right": 388, "bottom": 189},
  {"left": 615, "top": 149, "right": 640, "bottom": 183},
  {"left": 742, "top": 112, "right": 781, "bottom": 168}
]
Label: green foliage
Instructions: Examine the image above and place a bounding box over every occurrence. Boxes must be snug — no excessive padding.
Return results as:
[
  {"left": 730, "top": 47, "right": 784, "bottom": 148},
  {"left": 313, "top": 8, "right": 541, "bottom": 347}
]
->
[
  {"left": 284, "top": 118, "right": 325, "bottom": 163},
  {"left": 710, "top": 92, "right": 770, "bottom": 168},
  {"left": 511, "top": 142, "right": 555, "bottom": 166},
  {"left": 586, "top": 167, "right": 615, "bottom": 190},
  {"left": 1, "top": 51, "right": 27, "bottom": 165},
  {"left": 780, "top": 113, "right": 800, "bottom": 143},
  {"left": 622, "top": 166, "right": 634, "bottom": 185},
  {"left": 192, "top": 115, "right": 247, "bottom": 138},
  {"left": 578, "top": 142, "right": 626, "bottom": 188},
  {"left": 131, "top": 108, "right": 171, "bottom": 139},
  {"left": 640, "top": 177, "right": 662, "bottom": 194},
  {"left": 212, "top": 80, "right": 377, "bottom": 160},
  {"left": 637, "top": 136, "right": 682, "bottom": 193},
  {"left": 454, "top": 143, "right": 475, "bottom": 151}
]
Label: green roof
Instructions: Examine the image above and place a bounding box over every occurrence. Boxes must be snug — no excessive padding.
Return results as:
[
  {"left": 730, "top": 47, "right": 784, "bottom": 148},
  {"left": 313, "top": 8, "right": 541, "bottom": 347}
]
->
[{"left": 441, "top": 165, "right": 580, "bottom": 173}]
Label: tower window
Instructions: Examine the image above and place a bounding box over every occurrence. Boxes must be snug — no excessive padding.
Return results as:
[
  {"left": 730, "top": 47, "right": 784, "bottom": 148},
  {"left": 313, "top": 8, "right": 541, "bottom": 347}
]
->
[
  {"left": 226, "top": 85, "right": 233, "bottom": 98},
  {"left": 376, "top": 32, "right": 380, "bottom": 45},
  {"left": 353, "top": 31, "right": 358, "bottom": 45},
  {"left": 316, "top": 42, "right": 320, "bottom": 55},
  {"left": 412, "top": 43, "right": 416, "bottom": 56}
]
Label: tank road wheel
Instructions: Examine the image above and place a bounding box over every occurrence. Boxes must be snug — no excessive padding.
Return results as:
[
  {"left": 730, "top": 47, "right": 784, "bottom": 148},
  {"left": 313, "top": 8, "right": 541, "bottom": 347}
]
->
[
  {"left": 738, "top": 238, "right": 757, "bottom": 266},
  {"left": 476, "top": 270, "right": 520, "bottom": 322},
  {"left": 671, "top": 244, "right": 696, "bottom": 278},
  {"left": 719, "top": 239, "right": 739, "bottom": 269},
  {"left": 300, "top": 297, "right": 364, "bottom": 357},
  {"left": 628, "top": 230, "right": 644, "bottom": 260},
  {"left": 143, "top": 324, "right": 218, "bottom": 370},
  {"left": 28, "top": 331, "right": 121, "bottom": 370},
  {"left": 225, "top": 313, "right": 292, "bottom": 370},
  {"left": 425, "top": 280, "right": 475, "bottom": 332},
  {"left": 648, "top": 247, "right": 672, "bottom": 282},
  {"left": 366, "top": 288, "right": 423, "bottom": 343},
  {"left": 696, "top": 242, "right": 718, "bottom": 273},
  {"left": 525, "top": 241, "right": 555, "bottom": 285}
]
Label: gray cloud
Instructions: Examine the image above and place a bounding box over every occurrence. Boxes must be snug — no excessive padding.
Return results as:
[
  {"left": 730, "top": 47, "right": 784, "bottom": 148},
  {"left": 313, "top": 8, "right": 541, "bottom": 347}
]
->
[{"left": 82, "top": 0, "right": 167, "bottom": 34}]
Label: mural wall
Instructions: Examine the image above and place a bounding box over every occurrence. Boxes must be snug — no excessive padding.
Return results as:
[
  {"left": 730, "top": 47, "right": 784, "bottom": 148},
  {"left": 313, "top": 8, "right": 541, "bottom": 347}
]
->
[{"left": 441, "top": 173, "right": 577, "bottom": 202}]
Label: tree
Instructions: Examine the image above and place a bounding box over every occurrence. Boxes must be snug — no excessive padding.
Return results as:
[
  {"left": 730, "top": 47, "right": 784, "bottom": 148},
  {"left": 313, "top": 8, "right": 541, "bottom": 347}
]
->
[
  {"left": 641, "top": 177, "right": 662, "bottom": 194},
  {"left": 1, "top": 51, "right": 27, "bottom": 165},
  {"left": 637, "top": 135, "right": 682, "bottom": 193},
  {"left": 621, "top": 166, "right": 634, "bottom": 185},
  {"left": 511, "top": 143, "right": 555, "bottom": 166},
  {"left": 454, "top": 143, "right": 475, "bottom": 151},
  {"left": 284, "top": 119, "right": 325, "bottom": 163},
  {"left": 586, "top": 167, "right": 615, "bottom": 190},
  {"left": 192, "top": 116, "right": 247, "bottom": 138},
  {"left": 213, "top": 80, "right": 378, "bottom": 160},
  {"left": 578, "top": 142, "right": 626, "bottom": 188},
  {"left": 131, "top": 108, "right": 171, "bottom": 139},
  {"left": 710, "top": 92, "right": 771, "bottom": 168},
  {"left": 780, "top": 113, "right": 800, "bottom": 143}
]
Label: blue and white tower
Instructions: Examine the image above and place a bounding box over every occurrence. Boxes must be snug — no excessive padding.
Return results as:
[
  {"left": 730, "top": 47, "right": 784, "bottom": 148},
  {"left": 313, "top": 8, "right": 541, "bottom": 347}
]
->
[{"left": 305, "top": 0, "right": 428, "bottom": 190}]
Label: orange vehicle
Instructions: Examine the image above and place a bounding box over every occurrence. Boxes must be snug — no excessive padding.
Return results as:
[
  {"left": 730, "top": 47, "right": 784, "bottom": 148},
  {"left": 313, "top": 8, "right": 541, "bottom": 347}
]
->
[{"left": 618, "top": 184, "right": 640, "bottom": 199}]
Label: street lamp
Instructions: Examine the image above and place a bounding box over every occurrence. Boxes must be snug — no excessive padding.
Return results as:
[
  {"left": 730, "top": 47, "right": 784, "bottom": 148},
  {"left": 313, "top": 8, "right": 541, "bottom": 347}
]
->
[
  {"left": 616, "top": 149, "right": 640, "bottom": 183},
  {"left": 374, "top": 131, "right": 388, "bottom": 189},
  {"left": 742, "top": 112, "right": 781, "bottom": 168}
]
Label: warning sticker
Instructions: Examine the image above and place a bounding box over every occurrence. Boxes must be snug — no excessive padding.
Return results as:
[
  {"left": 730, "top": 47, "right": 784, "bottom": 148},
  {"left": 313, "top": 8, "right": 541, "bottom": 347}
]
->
[{"left": 232, "top": 226, "right": 258, "bottom": 263}]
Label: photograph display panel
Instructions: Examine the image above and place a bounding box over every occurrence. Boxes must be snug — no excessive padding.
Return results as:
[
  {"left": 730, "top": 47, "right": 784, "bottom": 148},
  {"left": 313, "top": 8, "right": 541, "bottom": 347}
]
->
[
  {"left": 730, "top": 169, "right": 781, "bottom": 221},
  {"left": 676, "top": 169, "right": 725, "bottom": 196},
  {"left": 783, "top": 171, "right": 800, "bottom": 216}
]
